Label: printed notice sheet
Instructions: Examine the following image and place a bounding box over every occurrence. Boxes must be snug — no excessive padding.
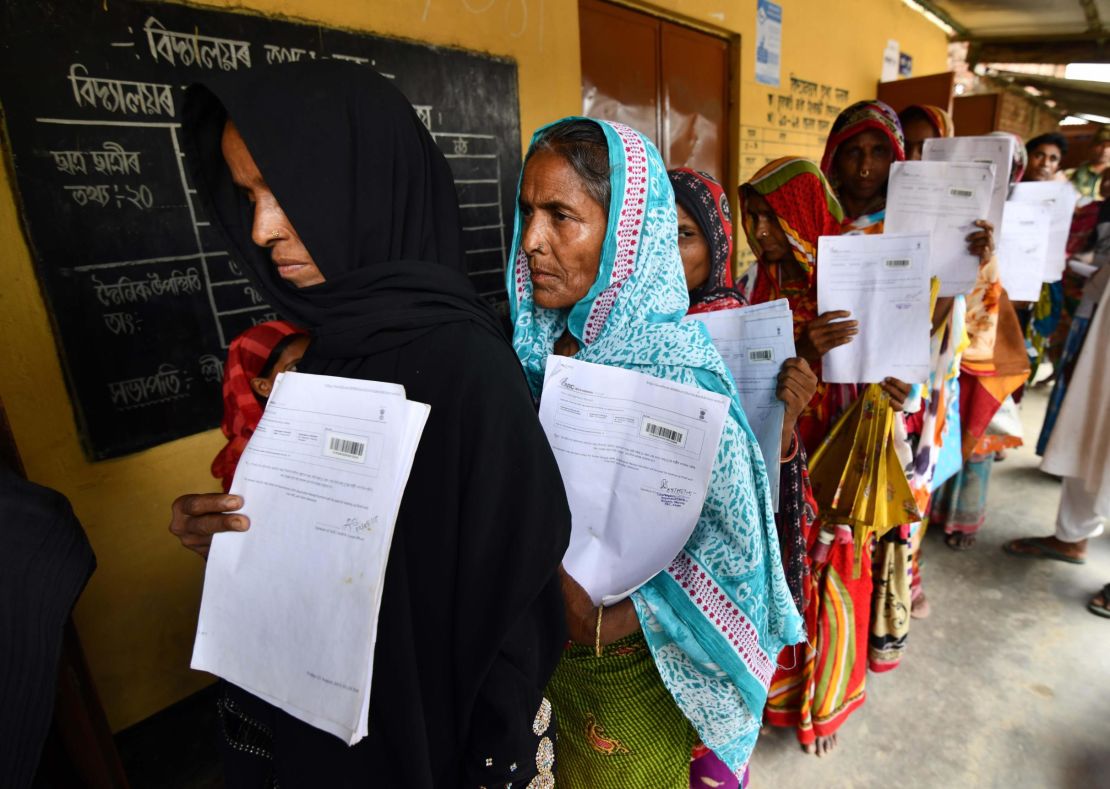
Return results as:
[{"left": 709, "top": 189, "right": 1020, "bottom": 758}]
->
[
  {"left": 1009, "top": 181, "right": 1080, "bottom": 282},
  {"left": 685, "top": 299, "right": 796, "bottom": 507},
  {"left": 885, "top": 160, "right": 994, "bottom": 296},
  {"left": 538, "top": 356, "right": 729, "bottom": 606},
  {"left": 817, "top": 233, "right": 932, "bottom": 384},
  {"left": 997, "top": 200, "right": 1052, "bottom": 302},
  {"left": 192, "top": 372, "right": 430, "bottom": 746},
  {"left": 922, "top": 134, "right": 1015, "bottom": 231}
]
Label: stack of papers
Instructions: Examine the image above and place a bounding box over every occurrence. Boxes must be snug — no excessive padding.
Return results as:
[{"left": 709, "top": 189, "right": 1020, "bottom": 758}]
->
[
  {"left": 817, "top": 233, "right": 932, "bottom": 384},
  {"left": 1008, "top": 181, "right": 1081, "bottom": 283},
  {"left": 885, "top": 160, "right": 995, "bottom": 296},
  {"left": 685, "top": 299, "right": 796, "bottom": 506},
  {"left": 997, "top": 201, "right": 1053, "bottom": 302},
  {"left": 192, "top": 372, "right": 430, "bottom": 745},
  {"left": 538, "top": 356, "right": 729, "bottom": 606}
]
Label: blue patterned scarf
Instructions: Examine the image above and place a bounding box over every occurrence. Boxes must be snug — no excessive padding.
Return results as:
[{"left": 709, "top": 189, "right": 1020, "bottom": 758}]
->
[{"left": 507, "top": 117, "right": 804, "bottom": 772}]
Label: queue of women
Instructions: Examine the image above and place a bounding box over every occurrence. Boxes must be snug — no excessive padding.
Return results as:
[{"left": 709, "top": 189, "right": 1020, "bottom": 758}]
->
[{"left": 167, "top": 61, "right": 1108, "bottom": 787}]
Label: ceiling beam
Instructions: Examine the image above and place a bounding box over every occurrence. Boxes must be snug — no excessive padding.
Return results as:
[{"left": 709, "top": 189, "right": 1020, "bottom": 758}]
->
[
  {"left": 967, "top": 34, "right": 1110, "bottom": 65},
  {"left": 1079, "top": 0, "right": 1104, "bottom": 33}
]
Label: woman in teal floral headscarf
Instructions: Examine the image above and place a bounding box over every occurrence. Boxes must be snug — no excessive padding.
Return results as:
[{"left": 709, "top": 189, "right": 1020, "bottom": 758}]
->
[{"left": 507, "top": 116, "right": 803, "bottom": 787}]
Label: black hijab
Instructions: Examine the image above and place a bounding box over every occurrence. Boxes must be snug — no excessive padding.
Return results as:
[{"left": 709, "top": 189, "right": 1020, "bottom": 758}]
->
[{"left": 182, "top": 59, "right": 505, "bottom": 357}]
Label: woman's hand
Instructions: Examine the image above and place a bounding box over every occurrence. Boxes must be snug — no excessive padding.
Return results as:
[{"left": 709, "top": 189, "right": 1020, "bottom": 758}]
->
[
  {"left": 559, "top": 566, "right": 639, "bottom": 646},
  {"left": 777, "top": 357, "right": 818, "bottom": 450},
  {"left": 169, "top": 493, "right": 249, "bottom": 559},
  {"left": 967, "top": 219, "right": 994, "bottom": 265},
  {"left": 880, "top": 378, "right": 912, "bottom": 412},
  {"left": 797, "top": 311, "right": 858, "bottom": 364}
]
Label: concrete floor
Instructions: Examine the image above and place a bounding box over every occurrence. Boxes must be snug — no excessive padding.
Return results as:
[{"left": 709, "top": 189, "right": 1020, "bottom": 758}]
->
[{"left": 748, "top": 386, "right": 1110, "bottom": 789}]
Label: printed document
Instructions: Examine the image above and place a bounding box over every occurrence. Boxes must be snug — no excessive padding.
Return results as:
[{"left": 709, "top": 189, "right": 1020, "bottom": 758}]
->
[
  {"left": 997, "top": 200, "right": 1052, "bottom": 302},
  {"left": 192, "top": 372, "right": 430, "bottom": 745},
  {"left": 817, "top": 233, "right": 932, "bottom": 384},
  {"left": 538, "top": 356, "right": 729, "bottom": 606},
  {"left": 685, "top": 299, "right": 796, "bottom": 507},
  {"left": 922, "top": 134, "right": 1015, "bottom": 231},
  {"left": 885, "top": 160, "right": 994, "bottom": 296},
  {"left": 1009, "top": 181, "right": 1080, "bottom": 282}
]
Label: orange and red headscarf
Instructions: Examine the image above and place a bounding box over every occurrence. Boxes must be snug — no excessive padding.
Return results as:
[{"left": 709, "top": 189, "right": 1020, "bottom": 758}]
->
[
  {"left": 211, "top": 320, "right": 308, "bottom": 492},
  {"left": 741, "top": 157, "right": 847, "bottom": 453}
]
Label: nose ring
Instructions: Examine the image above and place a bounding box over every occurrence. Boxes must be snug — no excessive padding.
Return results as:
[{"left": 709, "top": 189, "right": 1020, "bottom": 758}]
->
[
  {"left": 271, "top": 231, "right": 281, "bottom": 239},
  {"left": 860, "top": 168, "right": 871, "bottom": 178}
]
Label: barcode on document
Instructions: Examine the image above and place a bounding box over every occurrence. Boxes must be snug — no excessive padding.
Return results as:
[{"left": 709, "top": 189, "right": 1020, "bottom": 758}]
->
[
  {"left": 884, "top": 258, "right": 912, "bottom": 269},
  {"left": 748, "top": 348, "right": 774, "bottom": 362},
  {"left": 948, "top": 187, "right": 974, "bottom": 198},
  {"left": 641, "top": 418, "right": 687, "bottom": 447},
  {"left": 324, "top": 431, "right": 368, "bottom": 463}
]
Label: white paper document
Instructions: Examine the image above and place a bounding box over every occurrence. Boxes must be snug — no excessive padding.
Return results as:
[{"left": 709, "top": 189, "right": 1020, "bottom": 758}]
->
[
  {"left": 922, "top": 134, "right": 1015, "bottom": 231},
  {"left": 192, "top": 372, "right": 430, "bottom": 746},
  {"left": 1009, "top": 181, "right": 1080, "bottom": 282},
  {"left": 997, "top": 200, "right": 1052, "bottom": 302},
  {"left": 885, "top": 160, "right": 995, "bottom": 296},
  {"left": 817, "top": 233, "right": 932, "bottom": 384},
  {"left": 538, "top": 356, "right": 729, "bottom": 606},
  {"left": 685, "top": 299, "right": 796, "bottom": 507}
]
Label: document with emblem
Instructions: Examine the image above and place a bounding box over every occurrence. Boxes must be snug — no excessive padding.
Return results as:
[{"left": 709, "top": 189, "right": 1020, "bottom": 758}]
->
[
  {"left": 885, "top": 160, "right": 995, "bottom": 296},
  {"left": 817, "top": 232, "right": 932, "bottom": 384},
  {"left": 685, "top": 298, "right": 796, "bottom": 507},
  {"left": 192, "top": 371, "right": 430, "bottom": 746},
  {"left": 538, "top": 356, "right": 729, "bottom": 606}
]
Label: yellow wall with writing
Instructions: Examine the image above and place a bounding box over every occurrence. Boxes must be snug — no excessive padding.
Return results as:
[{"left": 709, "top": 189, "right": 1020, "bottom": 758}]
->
[{"left": 0, "top": 0, "right": 946, "bottom": 730}]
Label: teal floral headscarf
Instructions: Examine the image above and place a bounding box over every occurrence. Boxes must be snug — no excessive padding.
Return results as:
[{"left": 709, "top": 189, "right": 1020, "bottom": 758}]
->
[{"left": 507, "top": 117, "right": 804, "bottom": 772}]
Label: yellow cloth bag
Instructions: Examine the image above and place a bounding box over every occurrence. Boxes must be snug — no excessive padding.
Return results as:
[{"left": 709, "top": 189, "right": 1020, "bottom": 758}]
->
[{"left": 808, "top": 384, "right": 920, "bottom": 574}]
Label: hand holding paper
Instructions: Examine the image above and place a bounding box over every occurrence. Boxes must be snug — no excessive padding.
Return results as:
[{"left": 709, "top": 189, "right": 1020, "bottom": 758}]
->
[
  {"left": 884, "top": 160, "right": 994, "bottom": 296},
  {"left": 685, "top": 299, "right": 796, "bottom": 505},
  {"left": 817, "top": 233, "right": 932, "bottom": 384},
  {"left": 537, "top": 356, "right": 729, "bottom": 606},
  {"left": 192, "top": 372, "right": 429, "bottom": 746}
]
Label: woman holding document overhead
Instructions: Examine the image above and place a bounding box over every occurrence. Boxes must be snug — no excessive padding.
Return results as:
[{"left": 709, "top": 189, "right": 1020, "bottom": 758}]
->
[
  {"left": 168, "top": 62, "right": 570, "bottom": 788},
  {"left": 508, "top": 118, "right": 802, "bottom": 787}
]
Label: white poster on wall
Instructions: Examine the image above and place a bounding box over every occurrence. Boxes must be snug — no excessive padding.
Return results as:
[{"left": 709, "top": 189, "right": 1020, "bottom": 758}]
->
[
  {"left": 881, "top": 39, "right": 901, "bottom": 82},
  {"left": 755, "top": 0, "right": 782, "bottom": 87}
]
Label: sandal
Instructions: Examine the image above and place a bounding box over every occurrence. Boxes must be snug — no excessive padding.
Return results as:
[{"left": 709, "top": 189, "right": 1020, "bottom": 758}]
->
[
  {"left": 1003, "top": 537, "right": 1086, "bottom": 565},
  {"left": 1087, "top": 585, "right": 1110, "bottom": 619}
]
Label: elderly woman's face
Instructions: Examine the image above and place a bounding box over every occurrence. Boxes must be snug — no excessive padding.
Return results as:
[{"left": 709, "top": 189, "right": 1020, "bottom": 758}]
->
[
  {"left": 519, "top": 150, "right": 607, "bottom": 310},
  {"left": 833, "top": 129, "right": 894, "bottom": 203},
  {"left": 221, "top": 121, "right": 325, "bottom": 288}
]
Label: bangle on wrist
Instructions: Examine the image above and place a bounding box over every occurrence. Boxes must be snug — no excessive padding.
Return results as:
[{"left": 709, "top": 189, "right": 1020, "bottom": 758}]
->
[
  {"left": 594, "top": 605, "right": 604, "bottom": 657},
  {"left": 780, "top": 431, "right": 799, "bottom": 463}
]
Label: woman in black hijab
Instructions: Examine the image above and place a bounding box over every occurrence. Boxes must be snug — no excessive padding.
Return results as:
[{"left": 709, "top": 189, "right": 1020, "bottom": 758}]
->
[{"left": 169, "top": 61, "right": 569, "bottom": 788}]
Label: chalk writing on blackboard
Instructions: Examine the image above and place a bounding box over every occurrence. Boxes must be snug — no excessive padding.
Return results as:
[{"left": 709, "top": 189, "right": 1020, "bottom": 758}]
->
[{"left": 0, "top": 0, "right": 521, "bottom": 459}]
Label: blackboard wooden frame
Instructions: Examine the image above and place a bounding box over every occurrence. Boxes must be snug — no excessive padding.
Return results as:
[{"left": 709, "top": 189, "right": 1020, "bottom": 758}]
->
[{"left": 0, "top": 0, "right": 521, "bottom": 460}]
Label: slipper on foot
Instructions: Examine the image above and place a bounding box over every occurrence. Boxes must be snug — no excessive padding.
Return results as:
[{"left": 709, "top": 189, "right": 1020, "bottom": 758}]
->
[{"left": 1003, "top": 538, "right": 1086, "bottom": 565}]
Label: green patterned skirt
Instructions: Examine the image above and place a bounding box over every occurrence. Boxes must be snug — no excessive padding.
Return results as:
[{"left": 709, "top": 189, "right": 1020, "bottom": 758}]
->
[{"left": 546, "top": 631, "right": 696, "bottom": 789}]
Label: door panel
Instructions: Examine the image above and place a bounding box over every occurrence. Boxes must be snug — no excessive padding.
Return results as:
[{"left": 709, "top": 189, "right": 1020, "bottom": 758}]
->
[
  {"left": 661, "top": 20, "right": 728, "bottom": 180},
  {"left": 579, "top": 0, "right": 660, "bottom": 145},
  {"left": 579, "top": 0, "right": 729, "bottom": 181}
]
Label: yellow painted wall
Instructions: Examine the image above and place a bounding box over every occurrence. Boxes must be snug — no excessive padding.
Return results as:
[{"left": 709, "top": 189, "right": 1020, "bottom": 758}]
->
[{"left": 0, "top": 0, "right": 946, "bottom": 731}]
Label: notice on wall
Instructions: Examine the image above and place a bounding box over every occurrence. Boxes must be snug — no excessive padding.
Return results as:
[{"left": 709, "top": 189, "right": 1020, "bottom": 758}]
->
[
  {"left": 881, "top": 39, "right": 900, "bottom": 83},
  {"left": 755, "top": 0, "right": 782, "bottom": 88}
]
